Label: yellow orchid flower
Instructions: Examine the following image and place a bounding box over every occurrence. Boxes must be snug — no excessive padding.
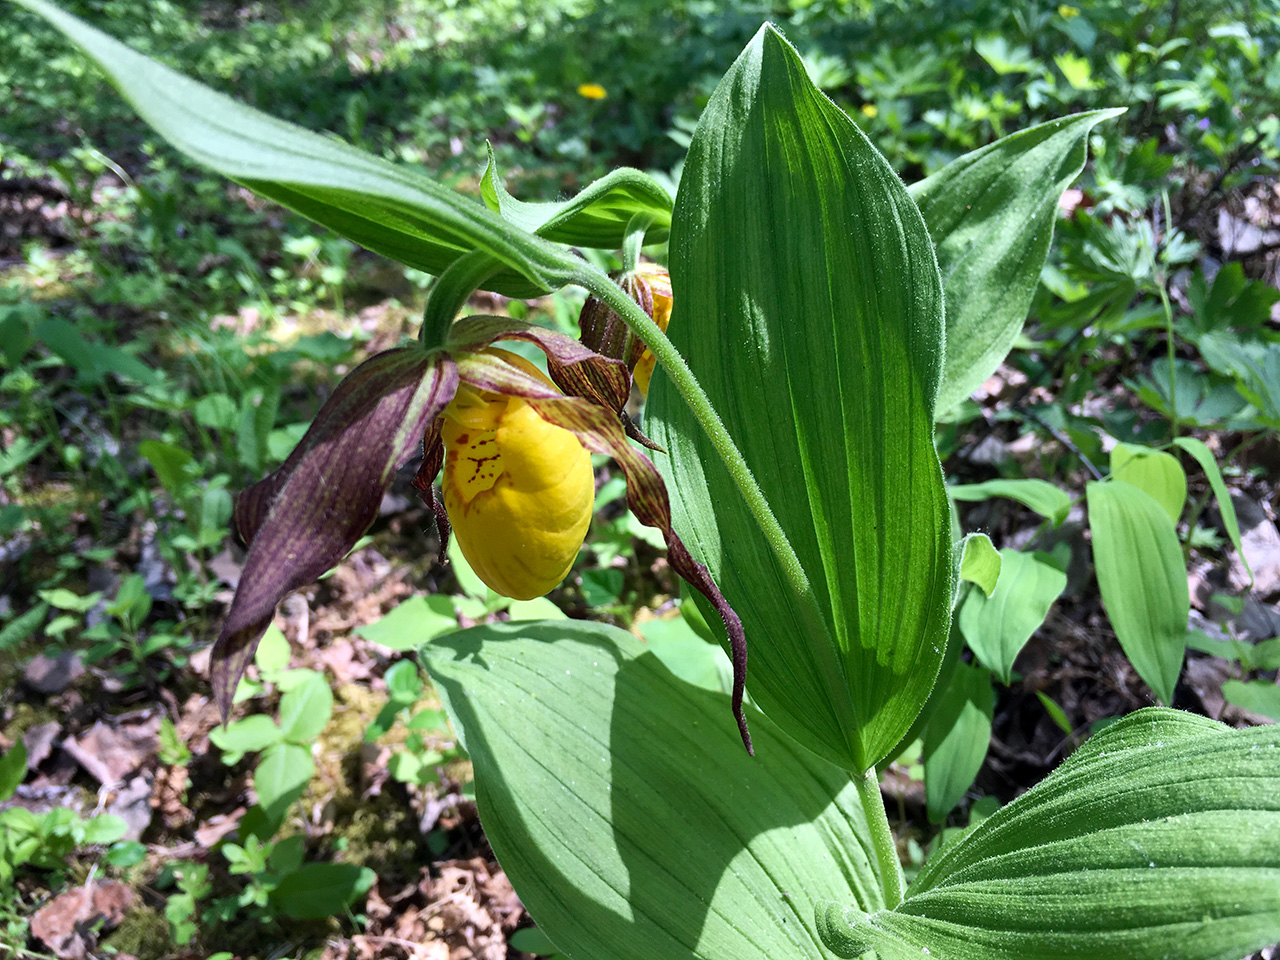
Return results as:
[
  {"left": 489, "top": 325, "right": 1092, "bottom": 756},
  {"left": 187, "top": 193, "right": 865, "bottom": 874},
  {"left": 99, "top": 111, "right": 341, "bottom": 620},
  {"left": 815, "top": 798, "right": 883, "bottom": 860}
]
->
[
  {"left": 440, "top": 349, "right": 594, "bottom": 600},
  {"left": 213, "top": 314, "right": 753, "bottom": 753}
]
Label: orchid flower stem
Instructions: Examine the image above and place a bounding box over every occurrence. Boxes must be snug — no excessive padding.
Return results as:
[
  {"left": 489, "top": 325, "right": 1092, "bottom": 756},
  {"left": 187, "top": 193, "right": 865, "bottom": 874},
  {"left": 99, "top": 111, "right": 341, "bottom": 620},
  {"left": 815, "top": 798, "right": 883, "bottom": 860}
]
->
[
  {"left": 857, "top": 766, "right": 906, "bottom": 909},
  {"left": 575, "top": 269, "right": 815, "bottom": 614},
  {"left": 621, "top": 215, "right": 653, "bottom": 274}
]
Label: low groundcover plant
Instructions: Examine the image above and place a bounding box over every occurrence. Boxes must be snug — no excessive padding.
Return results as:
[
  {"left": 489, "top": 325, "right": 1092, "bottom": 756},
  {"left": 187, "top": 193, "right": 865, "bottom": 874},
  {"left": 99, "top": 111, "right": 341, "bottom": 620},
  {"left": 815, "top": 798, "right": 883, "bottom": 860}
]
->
[{"left": 10, "top": 2, "right": 1279, "bottom": 959}]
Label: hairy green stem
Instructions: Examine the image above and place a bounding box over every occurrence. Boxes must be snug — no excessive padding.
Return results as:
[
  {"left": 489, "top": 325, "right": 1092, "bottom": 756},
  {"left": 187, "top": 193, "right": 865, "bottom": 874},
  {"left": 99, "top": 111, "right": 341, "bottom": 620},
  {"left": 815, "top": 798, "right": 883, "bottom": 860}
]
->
[
  {"left": 856, "top": 766, "right": 905, "bottom": 908},
  {"left": 575, "top": 268, "right": 817, "bottom": 614}
]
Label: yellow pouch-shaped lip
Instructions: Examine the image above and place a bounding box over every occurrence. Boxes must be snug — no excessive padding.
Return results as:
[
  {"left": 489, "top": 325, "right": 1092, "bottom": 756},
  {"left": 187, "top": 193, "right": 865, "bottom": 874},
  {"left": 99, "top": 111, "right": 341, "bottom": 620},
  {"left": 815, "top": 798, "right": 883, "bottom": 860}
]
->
[{"left": 441, "top": 350, "right": 594, "bottom": 600}]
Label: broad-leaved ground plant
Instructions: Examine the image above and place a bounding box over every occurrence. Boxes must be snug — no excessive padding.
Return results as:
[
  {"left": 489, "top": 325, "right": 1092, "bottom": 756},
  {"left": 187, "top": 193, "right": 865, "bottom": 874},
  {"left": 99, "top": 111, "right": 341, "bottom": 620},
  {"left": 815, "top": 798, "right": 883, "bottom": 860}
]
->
[{"left": 11, "top": 2, "right": 1279, "bottom": 958}]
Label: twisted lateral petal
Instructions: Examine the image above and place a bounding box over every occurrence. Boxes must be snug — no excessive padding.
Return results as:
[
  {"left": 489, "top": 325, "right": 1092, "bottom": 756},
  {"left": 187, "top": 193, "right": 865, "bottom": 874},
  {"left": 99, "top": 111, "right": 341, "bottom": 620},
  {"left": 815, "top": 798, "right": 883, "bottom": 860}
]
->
[
  {"left": 448, "top": 315, "right": 631, "bottom": 414},
  {"left": 455, "top": 352, "right": 754, "bottom": 754},
  {"left": 213, "top": 348, "right": 457, "bottom": 718},
  {"left": 412, "top": 420, "right": 449, "bottom": 556}
]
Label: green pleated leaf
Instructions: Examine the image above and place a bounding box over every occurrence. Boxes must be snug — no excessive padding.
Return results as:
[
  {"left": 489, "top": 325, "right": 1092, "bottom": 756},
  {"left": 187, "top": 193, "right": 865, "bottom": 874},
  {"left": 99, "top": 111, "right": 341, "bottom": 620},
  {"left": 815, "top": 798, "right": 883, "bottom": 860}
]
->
[
  {"left": 910, "top": 110, "right": 1124, "bottom": 414},
  {"left": 1111, "top": 443, "right": 1188, "bottom": 525},
  {"left": 418, "top": 620, "right": 883, "bottom": 960},
  {"left": 481, "top": 144, "right": 672, "bottom": 247},
  {"left": 1172, "top": 436, "right": 1252, "bottom": 583},
  {"left": 948, "top": 479, "right": 1072, "bottom": 526},
  {"left": 14, "top": 0, "right": 580, "bottom": 298},
  {"left": 959, "top": 534, "right": 1001, "bottom": 598},
  {"left": 646, "top": 24, "right": 950, "bottom": 773},
  {"left": 959, "top": 549, "right": 1067, "bottom": 684},
  {"left": 1087, "top": 481, "right": 1189, "bottom": 704},
  {"left": 921, "top": 660, "right": 994, "bottom": 823},
  {"left": 817, "top": 708, "right": 1280, "bottom": 960}
]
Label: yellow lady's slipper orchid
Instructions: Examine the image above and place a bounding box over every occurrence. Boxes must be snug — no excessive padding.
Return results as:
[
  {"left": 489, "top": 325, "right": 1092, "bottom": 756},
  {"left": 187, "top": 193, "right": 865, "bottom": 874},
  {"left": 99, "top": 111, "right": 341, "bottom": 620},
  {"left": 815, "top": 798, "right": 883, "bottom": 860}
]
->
[
  {"left": 440, "top": 350, "right": 594, "bottom": 599},
  {"left": 213, "top": 314, "right": 754, "bottom": 753}
]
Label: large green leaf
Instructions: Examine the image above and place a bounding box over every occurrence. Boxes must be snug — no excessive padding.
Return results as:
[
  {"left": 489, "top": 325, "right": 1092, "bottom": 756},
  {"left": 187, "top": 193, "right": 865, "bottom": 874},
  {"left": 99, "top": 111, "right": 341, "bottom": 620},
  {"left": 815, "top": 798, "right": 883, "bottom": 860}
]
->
[
  {"left": 910, "top": 110, "right": 1124, "bottom": 414},
  {"left": 818, "top": 708, "right": 1280, "bottom": 960},
  {"left": 958, "top": 548, "right": 1067, "bottom": 684},
  {"left": 419, "top": 620, "right": 883, "bottom": 960},
  {"left": 12, "top": 0, "right": 582, "bottom": 298},
  {"left": 1087, "top": 480, "right": 1189, "bottom": 704},
  {"left": 646, "top": 24, "right": 950, "bottom": 773}
]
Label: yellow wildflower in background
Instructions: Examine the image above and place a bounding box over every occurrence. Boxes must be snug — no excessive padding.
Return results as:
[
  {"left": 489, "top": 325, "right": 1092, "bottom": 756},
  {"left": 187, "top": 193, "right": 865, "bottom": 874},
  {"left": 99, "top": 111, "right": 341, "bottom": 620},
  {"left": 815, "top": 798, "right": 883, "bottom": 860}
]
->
[
  {"left": 1058, "top": 5, "right": 1080, "bottom": 17},
  {"left": 578, "top": 83, "right": 607, "bottom": 100},
  {"left": 861, "top": 103, "right": 879, "bottom": 119}
]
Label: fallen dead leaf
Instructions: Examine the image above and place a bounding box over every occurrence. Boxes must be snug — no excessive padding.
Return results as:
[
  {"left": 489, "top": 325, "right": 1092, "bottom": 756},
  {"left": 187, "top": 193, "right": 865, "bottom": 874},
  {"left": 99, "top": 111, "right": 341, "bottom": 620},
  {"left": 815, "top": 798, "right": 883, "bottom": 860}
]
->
[
  {"left": 107, "top": 774, "right": 154, "bottom": 841},
  {"left": 23, "top": 721, "right": 62, "bottom": 768},
  {"left": 63, "top": 715, "right": 161, "bottom": 785},
  {"left": 1230, "top": 494, "right": 1280, "bottom": 599},
  {"left": 31, "top": 880, "right": 133, "bottom": 960},
  {"left": 194, "top": 807, "right": 245, "bottom": 848},
  {"left": 23, "top": 651, "right": 85, "bottom": 694}
]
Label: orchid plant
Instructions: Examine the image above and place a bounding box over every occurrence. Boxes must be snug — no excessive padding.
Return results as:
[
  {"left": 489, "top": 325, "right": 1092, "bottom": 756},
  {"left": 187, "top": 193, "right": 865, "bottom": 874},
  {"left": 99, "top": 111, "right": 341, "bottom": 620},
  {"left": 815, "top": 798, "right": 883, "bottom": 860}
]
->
[{"left": 13, "top": 2, "right": 1280, "bottom": 959}]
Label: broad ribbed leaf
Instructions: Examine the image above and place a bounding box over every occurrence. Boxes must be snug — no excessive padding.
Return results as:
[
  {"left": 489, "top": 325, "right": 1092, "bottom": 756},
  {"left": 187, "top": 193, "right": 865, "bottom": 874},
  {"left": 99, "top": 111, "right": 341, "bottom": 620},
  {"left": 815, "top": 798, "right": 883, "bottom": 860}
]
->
[
  {"left": 14, "top": 0, "right": 582, "bottom": 298},
  {"left": 948, "top": 479, "right": 1072, "bottom": 526},
  {"left": 419, "top": 620, "right": 883, "bottom": 960},
  {"left": 959, "top": 549, "right": 1067, "bottom": 683},
  {"left": 1087, "top": 481, "right": 1189, "bottom": 704},
  {"left": 910, "top": 110, "right": 1124, "bottom": 414},
  {"left": 481, "top": 145, "right": 672, "bottom": 246},
  {"left": 817, "top": 708, "right": 1280, "bottom": 960},
  {"left": 647, "top": 25, "right": 950, "bottom": 772},
  {"left": 1111, "top": 443, "right": 1187, "bottom": 525},
  {"left": 921, "top": 660, "right": 994, "bottom": 823}
]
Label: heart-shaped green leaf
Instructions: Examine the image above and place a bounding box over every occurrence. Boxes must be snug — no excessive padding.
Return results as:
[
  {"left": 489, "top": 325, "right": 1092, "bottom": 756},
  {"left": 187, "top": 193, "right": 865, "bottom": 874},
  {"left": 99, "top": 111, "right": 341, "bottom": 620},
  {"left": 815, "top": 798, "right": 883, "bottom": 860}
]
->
[
  {"left": 419, "top": 620, "right": 883, "bottom": 960},
  {"left": 646, "top": 24, "right": 950, "bottom": 773},
  {"left": 270, "top": 863, "right": 376, "bottom": 920},
  {"left": 14, "top": 0, "right": 581, "bottom": 298},
  {"left": 818, "top": 708, "right": 1280, "bottom": 960},
  {"left": 911, "top": 110, "right": 1124, "bottom": 414}
]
